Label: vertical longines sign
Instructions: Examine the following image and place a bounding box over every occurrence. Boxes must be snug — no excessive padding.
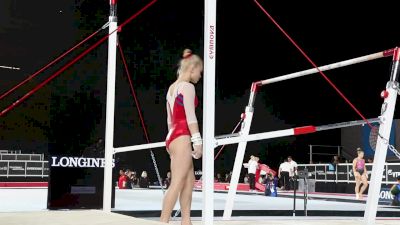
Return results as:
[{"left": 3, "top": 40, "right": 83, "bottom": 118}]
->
[{"left": 209, "top": 25, "right": 215, "bottom": 59}]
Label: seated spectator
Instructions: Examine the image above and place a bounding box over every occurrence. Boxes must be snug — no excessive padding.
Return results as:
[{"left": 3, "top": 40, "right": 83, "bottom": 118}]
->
[
  {"left": 333, "top": 155, "right": 340, "bottom": 164},
  {"left": 216, "top": 173, "right": 224, "bottom": 182},
  {"left": 225, "top": 171, "right": 232, "bottom": 183},
  {"left": 125, "top": 169, "right": 133, "bottom": 189},
  {"left": 139, "top": 171, "right": 150, "bottom": 188},
  {"left": 132, "top": 171, "right": 138, "bottom": 187},
  {"left": 328, "top": 155, "right": 340, "bottom": 171},
  {"left": 118, "top": 169, "right": 127, "bottom": 189}
]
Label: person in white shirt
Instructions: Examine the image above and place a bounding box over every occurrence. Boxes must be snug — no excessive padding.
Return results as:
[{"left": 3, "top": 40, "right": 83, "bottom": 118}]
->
[
  {"left": 243, "top": 155, "right": 259, "bottom": 192},
  {"left": 278, "top": 159, "right": 291, "bottom": 190},
  {"left": 288, "top": 156, "right": 298, "bottom": 190},
  {"left": 288, "top": 156, "right": 298, "bottom": 177}
]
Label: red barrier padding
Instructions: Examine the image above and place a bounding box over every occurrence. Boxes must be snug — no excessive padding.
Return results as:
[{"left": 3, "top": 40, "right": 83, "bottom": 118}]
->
[
  {"left": 0, "top": 182, "right": 48, "bottom": 188},
  {"left": 194, "top": 181, "right": 250, "bottom": 191}
]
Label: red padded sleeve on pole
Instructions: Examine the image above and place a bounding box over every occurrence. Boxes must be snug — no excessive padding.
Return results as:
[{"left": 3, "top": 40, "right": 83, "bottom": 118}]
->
[
  {"left": 293, "top": 126, "right": 316, "bottom": 135},
  {"left": 393, "top": 48, "right": 400, "bottom": 62}
]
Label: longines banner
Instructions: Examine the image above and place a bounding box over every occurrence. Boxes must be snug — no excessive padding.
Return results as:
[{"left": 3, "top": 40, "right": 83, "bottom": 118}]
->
[
  {"left": 0, "top": 157, "right": 116, "bottom": 176},
  {"left": 50, "top": 156, "right": 115, "bottom": 168},
  {"left": 47, "top": 154, "right": 116, "bottom": 210}
]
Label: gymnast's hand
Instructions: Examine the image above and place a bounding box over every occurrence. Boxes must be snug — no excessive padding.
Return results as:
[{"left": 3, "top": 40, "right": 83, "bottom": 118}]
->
[{"left": 192, "top": 144, "right": 203, "bottom": 159}]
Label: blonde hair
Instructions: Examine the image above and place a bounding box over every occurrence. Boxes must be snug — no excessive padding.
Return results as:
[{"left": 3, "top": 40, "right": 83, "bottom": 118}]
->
[{"left": 177, "top": 49, "right": 202, "bottom": 77}]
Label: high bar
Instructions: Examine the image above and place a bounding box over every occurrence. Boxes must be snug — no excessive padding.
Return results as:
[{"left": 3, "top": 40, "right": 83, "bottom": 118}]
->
[
  {"left": 260, "top": 48, "right": 394, "bottom": 85},
  {"left": 316, "top": 118, "right": 380, "bottom": 131}
]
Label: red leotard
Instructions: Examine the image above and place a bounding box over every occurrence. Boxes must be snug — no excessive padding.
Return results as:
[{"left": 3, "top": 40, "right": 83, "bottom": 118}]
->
[{"left": 165, "top": 82, "right": 198, "bottom": 150}]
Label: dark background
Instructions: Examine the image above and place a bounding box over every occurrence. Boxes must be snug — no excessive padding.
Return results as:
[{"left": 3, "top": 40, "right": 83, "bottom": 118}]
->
[{"left": 0, "top": 0, "right": 399, "bottom": 182}]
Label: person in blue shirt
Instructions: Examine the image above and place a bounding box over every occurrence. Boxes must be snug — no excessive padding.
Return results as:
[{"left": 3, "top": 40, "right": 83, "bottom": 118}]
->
[
  {"left": 390, "top": 175, "right": 400, "bottom": 206},
  {"left": 264, "top": 173, "right": 278, "bottom": 197}
]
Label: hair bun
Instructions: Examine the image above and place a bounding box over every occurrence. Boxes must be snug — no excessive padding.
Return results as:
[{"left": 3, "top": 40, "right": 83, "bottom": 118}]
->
[{"left": 182, "top": 49, "right": 192, "bottom": 58}]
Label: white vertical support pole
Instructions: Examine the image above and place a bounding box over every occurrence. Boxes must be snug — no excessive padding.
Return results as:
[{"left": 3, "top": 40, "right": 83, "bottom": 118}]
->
[
  {"left": 203, "top": 0, "right": 216, "bottom": 224},
  {"left": 223, "top": 109, "right": 253, "bottom": 220},
  {"left": 310, "top": 145, "right": 312, "bottom": 163},
  {"left": 103, "top": 0, "right": 118, "bottom": 212},
  {"left": 223, "top": 82, "right": 260, "bottom": 220},
  {"left": 364, "top": 47, "right": 400, "bottom": 225}
]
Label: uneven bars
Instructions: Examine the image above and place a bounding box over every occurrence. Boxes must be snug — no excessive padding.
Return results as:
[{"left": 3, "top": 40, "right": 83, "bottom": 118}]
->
[
  {"left": 316, "top": 118, "right": 379, "bottom": 131},
  {"left": 113, "top": 141, "right": 165, "bottom": 153},
  {"left": 113, "top": 118, "right": 378, "bottom": 153},
  {"left": 259, "top": 49, "right": 394, "bottom": 85},
  {"left": 217, "top": 118, "right": 378, "bottom": 146}
]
